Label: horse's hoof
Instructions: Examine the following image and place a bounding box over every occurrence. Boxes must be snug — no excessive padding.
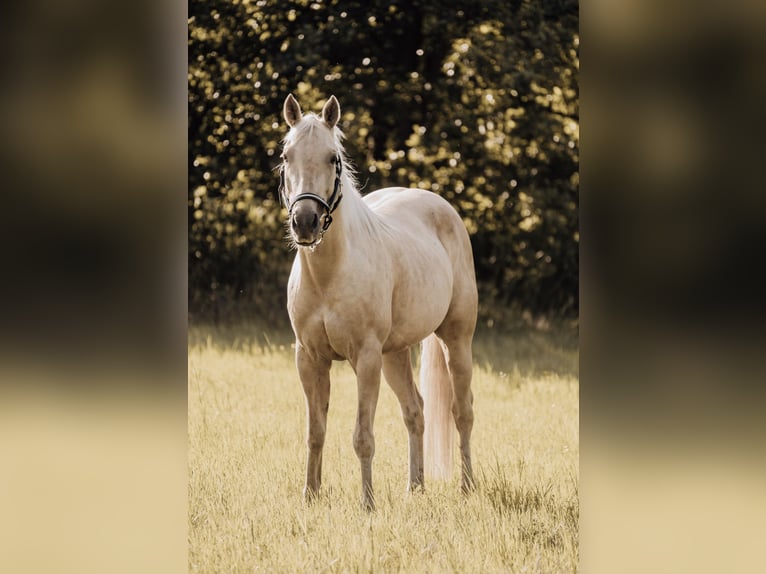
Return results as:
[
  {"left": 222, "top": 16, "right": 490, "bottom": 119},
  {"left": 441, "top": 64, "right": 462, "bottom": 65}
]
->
[
  {"left": 407, "top": 481, "right": 425, "bottom": 494},
  {"left": 303, "top": 487, "right": 320, "bottom": 504}
]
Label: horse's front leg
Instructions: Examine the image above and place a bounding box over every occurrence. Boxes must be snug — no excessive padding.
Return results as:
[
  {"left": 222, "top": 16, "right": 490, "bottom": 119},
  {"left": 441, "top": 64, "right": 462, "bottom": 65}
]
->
[
  {"left": 351, "top": 346, "right": 383, "bottom": 511},
  {"left": 296, "top": 344, "right": 331, "bottom": 501}
]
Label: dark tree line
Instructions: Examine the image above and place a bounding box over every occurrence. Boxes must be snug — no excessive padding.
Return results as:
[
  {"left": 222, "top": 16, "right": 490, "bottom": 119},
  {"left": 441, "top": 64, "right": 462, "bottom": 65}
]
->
[{"left": 189, "top": 0, "right": 578, "bottom": 325}]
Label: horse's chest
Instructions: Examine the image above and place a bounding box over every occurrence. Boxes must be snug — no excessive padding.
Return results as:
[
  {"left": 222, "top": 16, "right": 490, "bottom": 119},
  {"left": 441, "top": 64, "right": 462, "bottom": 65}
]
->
[{"left": 289, "top": 303, "right": 362, "bottom": 360}]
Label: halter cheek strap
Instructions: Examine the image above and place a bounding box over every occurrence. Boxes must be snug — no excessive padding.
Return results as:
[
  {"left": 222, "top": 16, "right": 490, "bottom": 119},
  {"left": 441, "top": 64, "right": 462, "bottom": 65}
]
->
[{"left": 279, "top": 157, "right": 343, "bottom": 232}]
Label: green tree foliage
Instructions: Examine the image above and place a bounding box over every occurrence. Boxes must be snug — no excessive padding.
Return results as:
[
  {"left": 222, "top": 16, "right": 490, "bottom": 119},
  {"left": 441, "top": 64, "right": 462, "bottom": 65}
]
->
[{"left": 189, "top": 0, "right": 578, "bottom": 323}]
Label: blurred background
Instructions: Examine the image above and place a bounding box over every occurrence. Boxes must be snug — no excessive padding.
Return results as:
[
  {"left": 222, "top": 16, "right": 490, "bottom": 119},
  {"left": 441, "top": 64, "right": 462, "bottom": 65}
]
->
[
  {"left": 0, "top": 1, "right": 187, "bottom": 573},
  {"left": 188, "top": 0, "right": 579, "bottom": 328}
]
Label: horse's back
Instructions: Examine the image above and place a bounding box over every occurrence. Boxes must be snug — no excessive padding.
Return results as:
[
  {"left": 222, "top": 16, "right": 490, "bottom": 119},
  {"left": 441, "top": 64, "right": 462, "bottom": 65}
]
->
[
  {"left": 365, "top": 187, "right": 474, "bottom": 271},
  {"left": 364, "top": 186, "right": 447, "bottom": 214},
  {"left": 365, "top": 187, "right": 467, "bottom": 241}
]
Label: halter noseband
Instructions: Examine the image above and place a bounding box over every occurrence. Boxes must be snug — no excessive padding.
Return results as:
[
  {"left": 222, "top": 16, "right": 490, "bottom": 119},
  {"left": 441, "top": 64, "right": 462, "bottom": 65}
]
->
[{"left": 279, "top": 156, "right": 343, "bottom": 233}]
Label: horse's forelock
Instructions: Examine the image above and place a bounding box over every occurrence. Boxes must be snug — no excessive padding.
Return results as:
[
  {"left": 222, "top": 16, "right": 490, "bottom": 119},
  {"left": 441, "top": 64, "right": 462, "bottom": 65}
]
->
[{"left": 286, "top": 113, "right": 345, "bottom": 146}]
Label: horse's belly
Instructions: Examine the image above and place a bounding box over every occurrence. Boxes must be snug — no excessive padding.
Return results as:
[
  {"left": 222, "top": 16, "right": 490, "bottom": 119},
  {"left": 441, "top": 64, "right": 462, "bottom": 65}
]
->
[{"left": 384, "top": 268, "right": 452, "bottom": 351}]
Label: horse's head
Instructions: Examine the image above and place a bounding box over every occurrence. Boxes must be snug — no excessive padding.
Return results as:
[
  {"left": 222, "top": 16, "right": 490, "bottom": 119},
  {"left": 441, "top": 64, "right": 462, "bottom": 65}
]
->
[{"left": 280, "top": 94, "right": 343, "bottom": 248}]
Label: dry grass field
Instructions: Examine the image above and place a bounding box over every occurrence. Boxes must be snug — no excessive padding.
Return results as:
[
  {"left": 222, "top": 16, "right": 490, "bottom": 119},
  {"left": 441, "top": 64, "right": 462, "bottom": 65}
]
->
[{"left": 189, "top": 324, "right": 578, "bottom": 573}]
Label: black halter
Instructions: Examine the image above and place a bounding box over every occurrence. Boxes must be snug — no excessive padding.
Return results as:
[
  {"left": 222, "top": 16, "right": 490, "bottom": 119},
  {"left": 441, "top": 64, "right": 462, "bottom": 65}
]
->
[{"left": 279, "top": 157, "right": 343, "bottom": 232}]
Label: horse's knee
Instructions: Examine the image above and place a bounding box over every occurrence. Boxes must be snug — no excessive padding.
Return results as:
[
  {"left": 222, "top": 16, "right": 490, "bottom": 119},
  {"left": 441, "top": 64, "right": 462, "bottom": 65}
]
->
[
  {"left": 403, "top": 407, "right": 424, "bottom": 436},
  {"left": 308, "top": 437, "right": 324, "bottom": 453},
  {"left": 449, "top": 363, "right": 473, "bottom": 389},
  {"left": 307, "top": 426, "right": 326, "bottom": 452},
  {"left": 452, "top": 399, "right": 474, "bottom": 432},
  {"left": 353, "top": 429, "right": 375, "bottom": 459}
]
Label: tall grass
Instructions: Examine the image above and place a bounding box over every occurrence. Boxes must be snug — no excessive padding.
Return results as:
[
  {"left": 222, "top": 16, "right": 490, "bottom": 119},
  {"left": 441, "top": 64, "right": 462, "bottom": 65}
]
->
[{"left": 189, "top": 325, "right": 578, "bottom": 572}]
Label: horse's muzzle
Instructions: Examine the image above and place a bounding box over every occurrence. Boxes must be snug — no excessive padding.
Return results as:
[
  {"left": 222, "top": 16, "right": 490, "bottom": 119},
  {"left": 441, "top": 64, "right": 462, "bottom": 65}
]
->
[{"left": 290, "top": 202, "right": 322, "bottom": 245}]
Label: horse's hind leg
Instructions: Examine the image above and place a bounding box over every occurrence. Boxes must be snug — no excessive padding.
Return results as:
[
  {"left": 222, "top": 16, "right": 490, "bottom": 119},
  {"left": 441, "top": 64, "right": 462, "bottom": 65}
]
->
[
  {"left": 296, "top": 344, "right": 331, "bottom": 501},
  {"left": 382, "top": 348, "right": 425, "bottom": 491},
  {"left": 436, "top": 328, "right": 475, "bottom": 492}
]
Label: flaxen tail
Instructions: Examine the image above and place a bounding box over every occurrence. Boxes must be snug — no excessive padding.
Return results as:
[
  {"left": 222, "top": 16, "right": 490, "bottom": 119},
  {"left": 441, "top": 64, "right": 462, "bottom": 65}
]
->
[{"left": 420, "top": 334, "right": 453, "bottom": 479}]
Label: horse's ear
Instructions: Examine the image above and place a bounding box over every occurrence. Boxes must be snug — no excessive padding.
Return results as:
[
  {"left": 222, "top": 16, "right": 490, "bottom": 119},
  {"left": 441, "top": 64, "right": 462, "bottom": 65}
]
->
[
  {"left": 322, "top": 95, "right": 340, "bottom": 128},
  {"left": 283, "top": 93, "right": 303, "bottom": 127}
]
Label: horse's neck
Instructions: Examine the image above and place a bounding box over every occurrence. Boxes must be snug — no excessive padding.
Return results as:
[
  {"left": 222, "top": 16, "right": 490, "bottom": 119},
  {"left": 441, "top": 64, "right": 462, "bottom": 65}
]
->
[{"left": 298, "top": 186, "right": 373, "bottom": 283}]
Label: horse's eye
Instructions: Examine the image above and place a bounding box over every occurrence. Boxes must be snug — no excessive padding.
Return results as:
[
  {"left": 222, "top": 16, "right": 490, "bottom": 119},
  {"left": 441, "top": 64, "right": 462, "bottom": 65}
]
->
[{"left": 330, "top": 155, "right": 338, "bottom": 165}]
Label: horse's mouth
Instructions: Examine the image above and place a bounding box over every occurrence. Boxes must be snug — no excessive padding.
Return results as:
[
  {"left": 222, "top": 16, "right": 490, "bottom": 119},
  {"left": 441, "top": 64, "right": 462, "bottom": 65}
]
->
[{"left": 294, "top": 235, "right": 324, "bottom": 251}]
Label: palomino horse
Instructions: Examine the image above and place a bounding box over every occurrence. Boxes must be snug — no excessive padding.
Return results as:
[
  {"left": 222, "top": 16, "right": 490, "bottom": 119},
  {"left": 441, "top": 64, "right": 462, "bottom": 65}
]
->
[{"left": 279, "top": 94, "right": 477, "bottom": 509}]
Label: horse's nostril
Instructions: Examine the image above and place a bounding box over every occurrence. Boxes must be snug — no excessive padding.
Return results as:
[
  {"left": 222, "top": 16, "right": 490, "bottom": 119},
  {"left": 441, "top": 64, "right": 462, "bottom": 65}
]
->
[
  {"left": 291, "top": 214, "right": 299, "bottom": 230},
  {"left": 312, "top": 213, "right": 319, "bottom": 230}
]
